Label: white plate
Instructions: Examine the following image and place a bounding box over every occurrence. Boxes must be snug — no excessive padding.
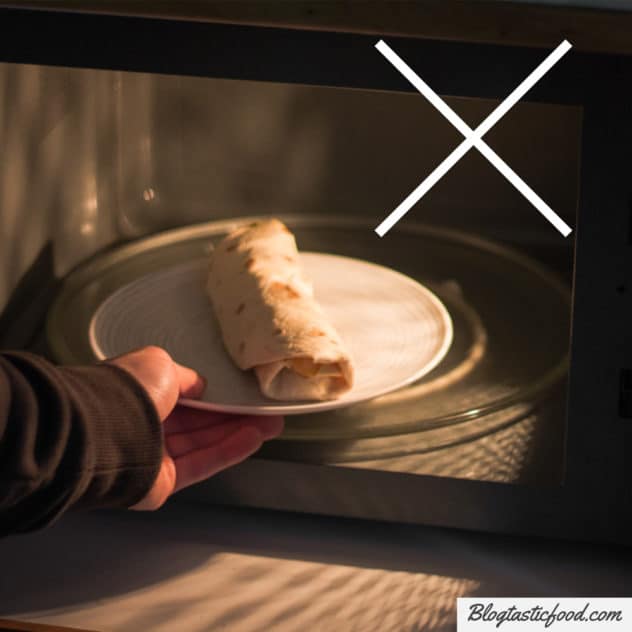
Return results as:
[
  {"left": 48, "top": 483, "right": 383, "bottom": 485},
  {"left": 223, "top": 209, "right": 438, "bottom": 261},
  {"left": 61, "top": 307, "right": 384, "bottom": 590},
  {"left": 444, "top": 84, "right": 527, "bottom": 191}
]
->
[{"left": 90, "top": 253, "right": 453, "bottom": 415}]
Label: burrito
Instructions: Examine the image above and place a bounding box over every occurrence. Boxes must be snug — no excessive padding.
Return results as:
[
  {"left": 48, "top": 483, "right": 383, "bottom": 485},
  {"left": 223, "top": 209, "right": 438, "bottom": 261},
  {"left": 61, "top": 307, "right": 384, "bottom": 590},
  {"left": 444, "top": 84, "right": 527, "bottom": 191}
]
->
[{"left": 206, "top": 219, "right": 354, "bottom": 401}]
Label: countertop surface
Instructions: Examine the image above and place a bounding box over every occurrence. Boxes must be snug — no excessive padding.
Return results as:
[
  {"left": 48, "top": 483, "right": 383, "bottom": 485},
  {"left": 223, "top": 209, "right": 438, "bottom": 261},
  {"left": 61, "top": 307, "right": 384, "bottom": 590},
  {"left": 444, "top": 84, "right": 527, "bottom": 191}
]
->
[{"left": 0, "top": 499, "right": 629, "bottom": 632}]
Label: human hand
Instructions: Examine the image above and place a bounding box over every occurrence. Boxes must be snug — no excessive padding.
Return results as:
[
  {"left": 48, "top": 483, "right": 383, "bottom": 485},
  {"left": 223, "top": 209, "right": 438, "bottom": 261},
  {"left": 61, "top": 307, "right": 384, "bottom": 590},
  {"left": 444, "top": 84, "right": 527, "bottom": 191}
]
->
[{"left": 109, "top": 346, "right": 284, "bottom": 510}]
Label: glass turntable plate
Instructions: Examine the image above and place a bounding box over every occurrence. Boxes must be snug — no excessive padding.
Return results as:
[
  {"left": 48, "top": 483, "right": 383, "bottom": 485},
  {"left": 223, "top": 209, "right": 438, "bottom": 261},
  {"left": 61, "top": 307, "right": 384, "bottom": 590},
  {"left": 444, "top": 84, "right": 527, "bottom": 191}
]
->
[{"left": 47, "top": 216, "right": 570, "bottom": 445}]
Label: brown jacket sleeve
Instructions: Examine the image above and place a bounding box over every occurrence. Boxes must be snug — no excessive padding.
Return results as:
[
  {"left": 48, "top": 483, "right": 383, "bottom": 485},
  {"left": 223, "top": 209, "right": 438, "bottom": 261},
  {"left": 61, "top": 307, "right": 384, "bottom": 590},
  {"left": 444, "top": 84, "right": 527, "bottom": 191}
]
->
[{"left": 0, "top": 351, "right": 163, "bottom": 536}]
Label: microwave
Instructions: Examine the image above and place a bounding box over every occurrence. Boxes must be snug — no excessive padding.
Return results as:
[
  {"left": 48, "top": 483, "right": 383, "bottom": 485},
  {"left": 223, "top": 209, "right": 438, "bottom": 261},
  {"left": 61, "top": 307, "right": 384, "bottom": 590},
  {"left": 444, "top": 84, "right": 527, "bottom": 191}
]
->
[{"left": 0, "top": 3, "right": 630, "bottom": 545}]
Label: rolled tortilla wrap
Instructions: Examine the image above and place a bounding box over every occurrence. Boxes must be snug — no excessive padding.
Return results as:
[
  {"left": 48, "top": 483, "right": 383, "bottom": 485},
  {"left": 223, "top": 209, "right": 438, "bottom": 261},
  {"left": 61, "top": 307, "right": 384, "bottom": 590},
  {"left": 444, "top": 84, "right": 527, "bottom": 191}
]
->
[{"left": 206, "top": 219, "right": 354, "bottom": 401}]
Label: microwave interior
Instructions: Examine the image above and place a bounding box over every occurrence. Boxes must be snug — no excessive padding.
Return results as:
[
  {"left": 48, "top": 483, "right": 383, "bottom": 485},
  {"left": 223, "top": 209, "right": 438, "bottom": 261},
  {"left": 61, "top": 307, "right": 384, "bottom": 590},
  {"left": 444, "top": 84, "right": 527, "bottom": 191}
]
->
[{"left": 0, "top": 12, "right": 630, "bottom": 544}]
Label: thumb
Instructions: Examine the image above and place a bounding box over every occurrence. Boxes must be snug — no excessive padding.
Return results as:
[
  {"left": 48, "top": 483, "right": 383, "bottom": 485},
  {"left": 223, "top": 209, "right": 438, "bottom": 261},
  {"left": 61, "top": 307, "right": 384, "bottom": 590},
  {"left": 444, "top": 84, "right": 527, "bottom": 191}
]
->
[
  {"left": 174, "top": 362, "right": 206, "bottom": 399},
  {"left": 109, "top": 346, "right": 205, "bottom": 420}
]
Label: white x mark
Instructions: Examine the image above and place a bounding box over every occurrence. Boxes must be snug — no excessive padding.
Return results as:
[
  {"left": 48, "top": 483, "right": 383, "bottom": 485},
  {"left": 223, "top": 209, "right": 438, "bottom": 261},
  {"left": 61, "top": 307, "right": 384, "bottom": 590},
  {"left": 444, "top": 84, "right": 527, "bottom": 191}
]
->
[{"left": 374, "top": 39, "right": 573, "bottom": 237}]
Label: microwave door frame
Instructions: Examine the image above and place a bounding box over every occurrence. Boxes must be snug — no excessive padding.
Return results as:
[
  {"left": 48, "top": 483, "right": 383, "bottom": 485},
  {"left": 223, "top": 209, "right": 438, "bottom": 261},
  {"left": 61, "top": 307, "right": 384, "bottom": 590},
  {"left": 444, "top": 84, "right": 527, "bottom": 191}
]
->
[{"left": 0, "top": 7, "right": 630, "bottom": 544}]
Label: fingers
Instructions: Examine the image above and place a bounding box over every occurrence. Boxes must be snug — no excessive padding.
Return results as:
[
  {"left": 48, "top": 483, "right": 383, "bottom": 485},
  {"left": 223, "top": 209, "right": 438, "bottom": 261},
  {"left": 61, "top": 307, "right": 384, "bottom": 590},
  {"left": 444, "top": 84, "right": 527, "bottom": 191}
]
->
[
  {"left": 164, "top": 407, "right": 238, "bottom": 435},
  {"left": 131, "top": 409, "right": 283, "bottom": 509},
  {"left": 173, "top": 426, "right": 264, "bottom": 493},
  {"left": 166, "top": 415, "right": 284, "bottom": 458},
  {"left": 164, "top": 406, "right": 283, "bottom": 436},
  {"left": 173, "top": 361, "right": 206, "bottom": 399}
]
